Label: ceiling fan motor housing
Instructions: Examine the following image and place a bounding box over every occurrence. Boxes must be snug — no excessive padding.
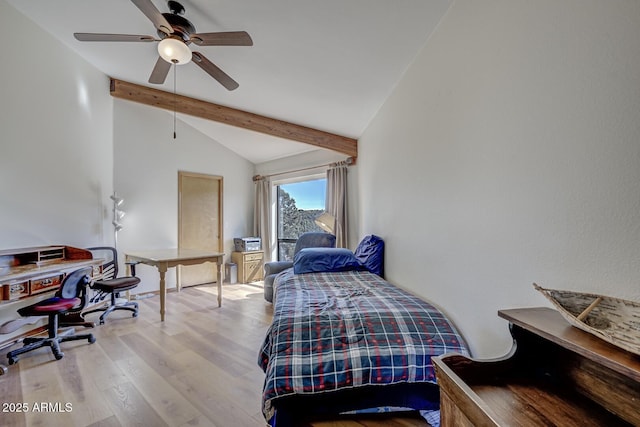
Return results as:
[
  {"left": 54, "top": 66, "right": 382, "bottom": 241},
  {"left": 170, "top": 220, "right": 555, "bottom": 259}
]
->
[
  {"left": 168, "top": 0, "right": 185, "bottom": 15},
  {"left": 159, "top": 11, "right": 196, "bottom": 43}
]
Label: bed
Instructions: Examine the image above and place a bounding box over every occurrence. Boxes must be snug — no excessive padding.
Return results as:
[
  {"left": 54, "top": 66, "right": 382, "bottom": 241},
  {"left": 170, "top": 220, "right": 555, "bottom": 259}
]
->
[{"left": 258, "top": 245, "right": 469, "bottom": 426}]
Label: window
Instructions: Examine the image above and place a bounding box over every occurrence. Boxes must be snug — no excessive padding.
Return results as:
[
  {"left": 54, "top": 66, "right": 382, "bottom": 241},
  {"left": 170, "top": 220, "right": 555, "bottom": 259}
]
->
[{"left": 277, "top": 178, "right": 326, "bottom": 261}]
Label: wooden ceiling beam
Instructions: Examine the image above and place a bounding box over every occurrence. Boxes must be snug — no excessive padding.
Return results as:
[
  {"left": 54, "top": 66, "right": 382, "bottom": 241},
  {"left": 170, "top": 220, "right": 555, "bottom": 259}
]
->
[{"left": 109, "top": 78, "right": 358, "bottom": 158}]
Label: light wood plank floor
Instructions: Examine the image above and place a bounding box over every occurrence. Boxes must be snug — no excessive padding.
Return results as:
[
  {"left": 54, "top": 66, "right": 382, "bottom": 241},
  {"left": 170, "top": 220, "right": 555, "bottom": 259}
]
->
[{"left": 0, "top": 283, "right": 428, "bottom": 427}]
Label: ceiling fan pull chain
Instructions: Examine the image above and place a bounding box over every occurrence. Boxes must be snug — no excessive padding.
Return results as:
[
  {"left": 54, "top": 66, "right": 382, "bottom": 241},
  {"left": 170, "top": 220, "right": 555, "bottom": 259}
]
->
[{"left": 173, "top": 62, "right": 177, "bottom": 139}]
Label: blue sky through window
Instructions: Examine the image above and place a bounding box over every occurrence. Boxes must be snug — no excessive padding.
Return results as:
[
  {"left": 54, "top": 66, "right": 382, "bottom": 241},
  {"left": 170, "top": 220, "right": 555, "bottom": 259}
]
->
[{"left": 281, "top": 179, "right": 326, "bottom": 210}]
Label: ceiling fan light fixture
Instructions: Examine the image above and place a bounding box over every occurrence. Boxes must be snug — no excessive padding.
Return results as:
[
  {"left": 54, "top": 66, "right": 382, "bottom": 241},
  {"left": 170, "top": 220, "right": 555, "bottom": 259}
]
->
[{"left": 158, "top": 37, "right": 192, "bottom": 64}]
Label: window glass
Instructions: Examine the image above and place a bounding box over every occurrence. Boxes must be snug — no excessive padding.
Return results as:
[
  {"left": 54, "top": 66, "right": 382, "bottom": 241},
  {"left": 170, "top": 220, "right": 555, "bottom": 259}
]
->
[{"left": 277, "top": 178, "right": 326, "bottom": 261}]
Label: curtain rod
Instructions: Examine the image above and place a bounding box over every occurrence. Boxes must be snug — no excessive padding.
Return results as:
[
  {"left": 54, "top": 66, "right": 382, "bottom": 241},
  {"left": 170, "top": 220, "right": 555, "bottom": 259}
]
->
[{"left": 252, "top": 156, "right": 355, "bottom": 182}]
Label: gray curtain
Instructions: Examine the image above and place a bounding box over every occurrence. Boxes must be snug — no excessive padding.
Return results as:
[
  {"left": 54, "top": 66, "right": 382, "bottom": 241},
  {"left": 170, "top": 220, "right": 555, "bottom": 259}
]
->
[
  {"left": 326, "top": 165, "right": 348, "bottom": 248},
  {"left": 253, "top": 177, "right": 272, "bottom": 261}
]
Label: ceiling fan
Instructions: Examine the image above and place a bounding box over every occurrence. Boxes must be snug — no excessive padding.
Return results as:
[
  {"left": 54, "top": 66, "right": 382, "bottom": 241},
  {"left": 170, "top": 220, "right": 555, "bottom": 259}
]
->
[{"left": 74, "top": 0, "right": 252, "bottom": 91}]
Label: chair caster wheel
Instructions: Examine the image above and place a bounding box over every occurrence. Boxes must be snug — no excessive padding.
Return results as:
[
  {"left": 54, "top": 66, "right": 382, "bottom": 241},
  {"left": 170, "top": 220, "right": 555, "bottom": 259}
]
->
[
  {"left": 88, "top": 336, "right": 96, "bottom": 344},
  {"left": 54, "top": 352, "right": 64, "bottom": 360},
  {"left": 132, "top": 313, "right": 138, "bottom": 318},
  {"left": 8, "top": 357, "right": 17, "bottom": 365}
]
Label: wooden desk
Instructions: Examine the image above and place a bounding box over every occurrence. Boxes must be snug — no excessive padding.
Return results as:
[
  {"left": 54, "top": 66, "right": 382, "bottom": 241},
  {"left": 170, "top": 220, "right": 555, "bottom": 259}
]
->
[
  {"left": 124, "top": 249, "right": 224, "bottom": 321},
  {"left": 0, "top": 246, "right": 103, "bottom": 374}
]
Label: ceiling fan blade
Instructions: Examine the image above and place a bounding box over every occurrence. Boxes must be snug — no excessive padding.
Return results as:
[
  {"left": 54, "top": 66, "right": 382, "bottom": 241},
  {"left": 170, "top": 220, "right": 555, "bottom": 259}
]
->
[
  {"left": 74, "top": 33, "right": 156, "bottom": 42},
  {"left": 192, "top": 52, "right": 239, "bottom": 91},
  {"left": 131, "top": 0, "right": 173, "bottom": 35},
  {"left": 190, "top": 31, "right": 253, "bottom": 46},
  {"left": 149, "top": 57, "right": 172, "bottom": 84}
]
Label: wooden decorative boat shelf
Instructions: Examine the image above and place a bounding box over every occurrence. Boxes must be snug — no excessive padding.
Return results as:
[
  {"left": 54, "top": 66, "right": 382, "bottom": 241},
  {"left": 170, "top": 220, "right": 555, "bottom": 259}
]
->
[{"left": 534, "top": 283, "right": 640, "bottom": 356}]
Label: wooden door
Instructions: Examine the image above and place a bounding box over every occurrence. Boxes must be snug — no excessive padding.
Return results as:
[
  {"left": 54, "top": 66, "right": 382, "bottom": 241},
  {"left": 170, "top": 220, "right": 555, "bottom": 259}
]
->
[{"left": 178, "top": 171, "right": 223, "bottom": 286}]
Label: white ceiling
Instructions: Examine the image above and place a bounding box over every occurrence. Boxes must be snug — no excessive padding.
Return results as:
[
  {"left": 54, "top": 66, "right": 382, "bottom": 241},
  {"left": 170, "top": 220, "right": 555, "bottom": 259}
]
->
[{"left": 7, "top": 0, "right": 451, "bottom": 164}]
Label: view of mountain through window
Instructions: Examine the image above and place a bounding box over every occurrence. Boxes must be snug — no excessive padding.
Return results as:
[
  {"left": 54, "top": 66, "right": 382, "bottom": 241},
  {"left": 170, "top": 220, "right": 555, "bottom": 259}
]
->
[{"left": 277, "top": 178, "right": 326, "bottom": 260}]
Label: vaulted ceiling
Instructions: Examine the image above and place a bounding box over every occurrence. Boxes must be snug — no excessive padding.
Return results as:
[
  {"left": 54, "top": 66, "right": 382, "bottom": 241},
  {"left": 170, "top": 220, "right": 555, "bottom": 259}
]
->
[{"left": 7, "top": 0, "right": 451, "bottom": 163}]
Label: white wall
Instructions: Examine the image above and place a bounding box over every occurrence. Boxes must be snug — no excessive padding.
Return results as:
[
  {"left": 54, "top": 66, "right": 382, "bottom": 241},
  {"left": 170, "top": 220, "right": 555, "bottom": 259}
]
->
[
  {"left": 113, "top": 100, "right": 255, "bottom": 293},
  {"left": 0, "top": 0, "right": 113, "bottom": 341},
  {"left": 358, "top": 0, "right": 640, "bottom": 357},
  {"left": 0, "top": 0, "right": 114, "bottom": 249}
]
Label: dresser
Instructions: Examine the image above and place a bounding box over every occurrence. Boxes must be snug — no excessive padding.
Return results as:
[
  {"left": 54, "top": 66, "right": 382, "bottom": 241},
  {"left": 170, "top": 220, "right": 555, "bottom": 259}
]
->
[
  {"left": 231, "top": 250, "right": 264, "bottom": 283},
  {"left": 433, "top": 307, "right": 640, "bottom": 426}
]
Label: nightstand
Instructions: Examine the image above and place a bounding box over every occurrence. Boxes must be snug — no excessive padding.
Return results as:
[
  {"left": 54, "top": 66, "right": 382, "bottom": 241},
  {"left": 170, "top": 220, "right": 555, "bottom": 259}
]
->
[{"left": 231, "top": 251, "right": 264, "bottom": 283}]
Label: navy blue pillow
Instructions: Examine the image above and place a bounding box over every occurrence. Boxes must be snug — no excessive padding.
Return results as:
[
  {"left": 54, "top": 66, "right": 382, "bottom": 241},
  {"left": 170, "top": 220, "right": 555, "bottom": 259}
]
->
[
  {"left": 354, "top": 235, "right": 385, "bottom": 277},
  {"left": 293, "top": 248, "right": 362, "bottom": 274}
]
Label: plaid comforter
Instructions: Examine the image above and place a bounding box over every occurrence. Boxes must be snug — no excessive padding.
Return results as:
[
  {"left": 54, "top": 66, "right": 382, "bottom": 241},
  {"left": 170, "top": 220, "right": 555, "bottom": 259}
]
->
[{"left": 258, "top": 269, "right": 469, "bottom": 421}]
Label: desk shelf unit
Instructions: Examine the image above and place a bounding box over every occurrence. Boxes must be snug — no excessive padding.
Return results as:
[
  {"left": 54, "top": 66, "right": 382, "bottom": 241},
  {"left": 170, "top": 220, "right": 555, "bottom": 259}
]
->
[{"left": 0, "top": 246, "right": 101, "bottom": 303}]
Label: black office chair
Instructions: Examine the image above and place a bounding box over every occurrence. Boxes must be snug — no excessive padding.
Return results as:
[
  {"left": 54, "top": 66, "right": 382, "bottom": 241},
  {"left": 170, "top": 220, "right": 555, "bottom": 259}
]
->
[
  {"left": 83, "top": 247, "right": 140, "bottom": 325},
  {"left": 7, "top": 268, "right": 96, "bottom": 364}
]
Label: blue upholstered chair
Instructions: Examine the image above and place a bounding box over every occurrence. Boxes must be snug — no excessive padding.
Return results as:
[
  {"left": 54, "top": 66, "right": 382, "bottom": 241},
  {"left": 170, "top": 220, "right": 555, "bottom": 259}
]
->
[{"left": 263, "top": 232, "right": 336, "bottom": 302}]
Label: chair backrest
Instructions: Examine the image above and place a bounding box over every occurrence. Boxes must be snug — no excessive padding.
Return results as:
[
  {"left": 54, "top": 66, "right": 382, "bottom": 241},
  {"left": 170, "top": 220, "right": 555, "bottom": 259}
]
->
[
  {"left": 58, "top": 267, "right": 92, "bottom": 299},
  {"left": 87, "top": 247, "right": 118, "bottom": 280},
  {"left": 293, "top": 232, "right": 336, "bottom": 254}
]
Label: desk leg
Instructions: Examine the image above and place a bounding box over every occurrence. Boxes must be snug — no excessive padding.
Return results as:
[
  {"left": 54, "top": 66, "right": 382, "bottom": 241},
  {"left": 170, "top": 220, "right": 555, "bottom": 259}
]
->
[
  {"left": 158, "top": 264, "right": 168, "bottom": 321},
  {"left": 124, "top": 259, "right": 132, "bottom": 302},
  {"left": 216, "top": 259, "right": 222, "bottom": 307}
]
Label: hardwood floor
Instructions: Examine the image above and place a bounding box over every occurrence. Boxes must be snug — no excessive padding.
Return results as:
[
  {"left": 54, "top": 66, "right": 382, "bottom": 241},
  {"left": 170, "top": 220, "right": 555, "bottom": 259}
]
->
[{"left": 0, "top": 283, "right": 428, "bottom": 427}]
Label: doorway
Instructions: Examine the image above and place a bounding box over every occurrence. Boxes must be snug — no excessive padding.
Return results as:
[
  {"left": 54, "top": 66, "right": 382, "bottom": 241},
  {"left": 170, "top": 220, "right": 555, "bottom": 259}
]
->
[{"left": 178, "top": 171, "right": 223, "bottom": 286}]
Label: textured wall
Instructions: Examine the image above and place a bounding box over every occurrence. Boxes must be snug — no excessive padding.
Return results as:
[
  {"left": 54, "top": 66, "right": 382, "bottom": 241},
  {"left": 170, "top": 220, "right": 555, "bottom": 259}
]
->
[{"left": 357, "top": 0, "right": 640, "bottom": 357}]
